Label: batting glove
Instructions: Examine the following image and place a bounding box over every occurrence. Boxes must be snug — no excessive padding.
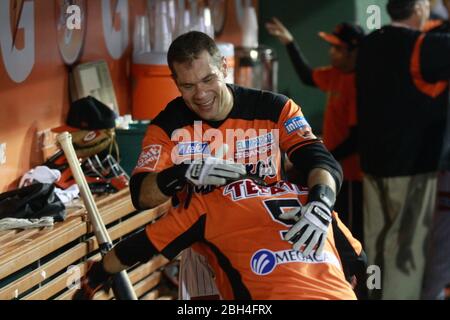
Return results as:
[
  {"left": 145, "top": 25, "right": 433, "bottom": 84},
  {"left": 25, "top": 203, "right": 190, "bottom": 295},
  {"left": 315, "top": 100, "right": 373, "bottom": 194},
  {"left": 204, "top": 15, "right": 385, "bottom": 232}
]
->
[
  {"left": 185, "top": 157, "right": 247, "bottom": 186},
  {"left": 73, "top": 260, "right": 112, "bottom": 300},
  {"left": 280, "top": 185, "right": 335, "bottom": 257}
]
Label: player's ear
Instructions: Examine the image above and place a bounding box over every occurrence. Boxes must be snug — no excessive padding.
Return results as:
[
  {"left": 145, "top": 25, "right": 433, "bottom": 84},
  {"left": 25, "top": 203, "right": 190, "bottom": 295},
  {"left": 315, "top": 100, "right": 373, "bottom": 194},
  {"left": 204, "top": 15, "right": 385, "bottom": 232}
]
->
[{"left": 220, "top": 56, "right": 228, "bottom": 79}]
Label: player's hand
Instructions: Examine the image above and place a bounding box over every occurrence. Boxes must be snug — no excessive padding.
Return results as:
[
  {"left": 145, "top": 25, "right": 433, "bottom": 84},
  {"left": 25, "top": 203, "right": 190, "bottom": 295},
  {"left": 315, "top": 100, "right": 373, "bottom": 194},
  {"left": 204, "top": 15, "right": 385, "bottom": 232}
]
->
[
  {"left": 73, "top": 260, "right": 112, "bottom": 300},
  {"left": 185, "top": 157, "right": 246, "bottom": 186},
  {"left": 265, "top": 17, "right": 294, "bottom": 45},
  {"left": 279, "top": 185, "right": 335, "bottom": 257}
]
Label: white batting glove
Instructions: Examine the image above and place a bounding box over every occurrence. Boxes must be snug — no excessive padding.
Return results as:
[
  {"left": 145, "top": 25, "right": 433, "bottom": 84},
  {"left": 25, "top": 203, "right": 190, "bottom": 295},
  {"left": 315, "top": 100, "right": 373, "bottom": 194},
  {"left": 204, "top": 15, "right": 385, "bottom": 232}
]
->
[
  {"left": 185, "top": 157, "right": 247, "bottom": 186},
  {"left": 279, "top": 185, "right": 335, "bottom": 257}
]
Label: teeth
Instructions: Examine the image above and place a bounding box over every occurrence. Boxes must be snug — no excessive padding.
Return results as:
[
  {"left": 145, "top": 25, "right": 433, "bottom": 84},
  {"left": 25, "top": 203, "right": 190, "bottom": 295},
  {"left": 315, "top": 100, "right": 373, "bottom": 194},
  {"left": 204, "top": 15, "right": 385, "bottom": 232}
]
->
[{"left": 198, "top": 98, "right": 214, "bottom": 107}]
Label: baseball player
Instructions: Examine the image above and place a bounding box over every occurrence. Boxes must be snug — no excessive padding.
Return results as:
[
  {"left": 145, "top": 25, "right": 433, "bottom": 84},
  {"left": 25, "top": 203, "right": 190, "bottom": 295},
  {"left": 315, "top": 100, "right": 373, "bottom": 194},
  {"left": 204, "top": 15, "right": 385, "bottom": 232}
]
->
[
  {"left": 129, "top": 31, "right": 343, "bottom": 299},
  {"left": 74, "top": 177, "right": 365, "bottom": 300}
]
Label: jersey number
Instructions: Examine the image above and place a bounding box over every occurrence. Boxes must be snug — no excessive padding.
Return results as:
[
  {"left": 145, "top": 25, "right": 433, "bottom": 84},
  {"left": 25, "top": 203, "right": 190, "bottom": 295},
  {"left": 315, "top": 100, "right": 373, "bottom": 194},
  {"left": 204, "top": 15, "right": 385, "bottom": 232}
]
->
[{"left": 263, "top": 198, "right": 302, "bottom": 240}]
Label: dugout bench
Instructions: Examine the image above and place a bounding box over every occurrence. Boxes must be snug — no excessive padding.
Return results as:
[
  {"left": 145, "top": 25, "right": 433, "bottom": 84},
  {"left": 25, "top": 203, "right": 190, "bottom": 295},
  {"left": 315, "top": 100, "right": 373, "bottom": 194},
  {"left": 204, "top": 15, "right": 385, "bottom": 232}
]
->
[{"left": 0, "top": 189, "right": 173, "bottom": 300}]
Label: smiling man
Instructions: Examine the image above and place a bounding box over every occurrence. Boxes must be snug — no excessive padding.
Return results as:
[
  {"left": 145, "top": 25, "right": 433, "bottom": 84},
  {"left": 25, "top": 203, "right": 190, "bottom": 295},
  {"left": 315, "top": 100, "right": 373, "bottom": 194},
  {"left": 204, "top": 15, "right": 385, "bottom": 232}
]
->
[{"left": 129, "top": 31, "right": 343, "bottom": 299}]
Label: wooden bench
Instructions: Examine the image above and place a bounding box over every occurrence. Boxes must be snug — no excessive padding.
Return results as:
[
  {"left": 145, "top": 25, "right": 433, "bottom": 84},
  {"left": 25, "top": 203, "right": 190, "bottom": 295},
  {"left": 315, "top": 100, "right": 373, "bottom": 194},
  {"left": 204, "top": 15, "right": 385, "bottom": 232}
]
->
[{"left": 0, "top": 189, "right": 173, "bottom": 300}]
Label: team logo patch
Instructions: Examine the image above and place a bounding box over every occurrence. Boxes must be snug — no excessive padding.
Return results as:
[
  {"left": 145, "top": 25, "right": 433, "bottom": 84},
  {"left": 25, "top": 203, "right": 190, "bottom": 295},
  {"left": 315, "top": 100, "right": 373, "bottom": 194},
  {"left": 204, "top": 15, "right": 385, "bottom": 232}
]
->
[
  {"left": 136, "top": 145, "right": 162, "bottom": 170},
  {"left": 82, "top": 131, "right": 100, "bottom": 143},
  {"left": 250, "top": 248, "right": 341, "bottom": 275},
  {"left": 251, "top": 249, "right": 277, "bottom": 275},
  {"left": 177, "top": 142, "right": 210, "bottom": 156},
  {"left": 284, "top": 116, "right": 312, "bottom": 136}
]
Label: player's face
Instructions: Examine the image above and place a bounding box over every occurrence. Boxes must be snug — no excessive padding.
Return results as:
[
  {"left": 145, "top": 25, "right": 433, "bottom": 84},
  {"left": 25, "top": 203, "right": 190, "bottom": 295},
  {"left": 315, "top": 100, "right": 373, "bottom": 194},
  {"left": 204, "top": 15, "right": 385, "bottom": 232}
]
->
[
  {"left": 329, "top": 45, "right": 355, "bottom": 72},
  {"left": 173, "top": 50, "right": 232, "bottom": 121},
  {"left": 416, "top": 0, "right": 430, "bottom": 29}
]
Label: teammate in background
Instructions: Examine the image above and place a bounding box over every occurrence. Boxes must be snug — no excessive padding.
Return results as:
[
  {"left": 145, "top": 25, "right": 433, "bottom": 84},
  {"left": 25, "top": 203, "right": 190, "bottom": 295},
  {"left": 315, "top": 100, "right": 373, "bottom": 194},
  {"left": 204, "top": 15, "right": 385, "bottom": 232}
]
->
[
  {"left": 356, "top": 0, "right": 450, "bottom": 299},
  {"left": 74, "top": 178, "right": 366, "bottom": 300},
  {"left": 266, "top": 18, "right": 365, "bottom": 244},
  {"left": 129, "top": 31, "right": 343, "bottom": 299},
  {"left": 421, "top": 0, "right": 450, "bottom": 300}
]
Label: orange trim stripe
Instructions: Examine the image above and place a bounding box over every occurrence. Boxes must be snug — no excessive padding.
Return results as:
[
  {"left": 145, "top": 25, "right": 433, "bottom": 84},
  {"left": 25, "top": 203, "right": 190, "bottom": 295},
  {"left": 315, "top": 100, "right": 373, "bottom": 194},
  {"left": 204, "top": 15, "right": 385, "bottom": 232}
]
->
[
  {"left": 422, "top": 19, "right": 444, "bottom": 32},
  {"left": 411, "top": 33, "right": 448, "bottom": 98}
]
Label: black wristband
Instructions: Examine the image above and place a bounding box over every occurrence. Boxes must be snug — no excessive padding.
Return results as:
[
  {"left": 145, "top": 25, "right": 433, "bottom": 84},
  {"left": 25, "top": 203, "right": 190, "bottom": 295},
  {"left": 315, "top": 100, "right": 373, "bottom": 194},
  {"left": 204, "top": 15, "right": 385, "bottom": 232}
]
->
[
  {"left": 88, "top": 260, "right": 113, "bottom": 287},
  {"left": 308, "top": 184, "right": 336, "bottom": 209},
  {"left": 156, "top": 164, "right": 189, "bottom": 196},
  {"left": 114, "top": 229, "right": 159, "bottom": 266}
]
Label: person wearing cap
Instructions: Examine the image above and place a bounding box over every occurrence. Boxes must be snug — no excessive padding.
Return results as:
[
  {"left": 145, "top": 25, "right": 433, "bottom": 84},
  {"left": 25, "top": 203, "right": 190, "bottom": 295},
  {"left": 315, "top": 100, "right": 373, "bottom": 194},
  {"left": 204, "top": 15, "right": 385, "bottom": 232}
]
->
[
  {"left": 356, "top": 0, "right": 450, "bottom": 299},
  {"left": 266, "top": 19, "right": 365, "bottom": 252}
]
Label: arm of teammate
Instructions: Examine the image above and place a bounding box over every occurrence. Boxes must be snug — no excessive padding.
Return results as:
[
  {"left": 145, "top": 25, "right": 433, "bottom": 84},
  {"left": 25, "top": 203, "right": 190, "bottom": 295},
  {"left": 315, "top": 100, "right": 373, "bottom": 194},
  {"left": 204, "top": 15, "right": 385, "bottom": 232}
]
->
[
  {"left": 265, "top": 17, "right": 316, "bottom": 87},
  {"left": 130, "top": 158, "right": 246, "bottom": 210},
  {"left": 277, "top": 100, "right": 342, "bottom": 257},
  {"left": 74, "top": 196, "right": 206, "bottom": 300},
  {"left": 129, "top": 124, "right": 246, "bottom": 210},
  {"left": 73, "top": 230, "right": 162, "bottom": 300},
  {"left": 281, "top": 147, "right": 342, "bottom": 257}
]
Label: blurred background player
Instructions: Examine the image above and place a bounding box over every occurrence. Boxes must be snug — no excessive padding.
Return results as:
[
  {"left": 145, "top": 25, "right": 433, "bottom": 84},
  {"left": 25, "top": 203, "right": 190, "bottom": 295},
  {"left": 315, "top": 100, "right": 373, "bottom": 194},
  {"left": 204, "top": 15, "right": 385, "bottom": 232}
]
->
[{"left": 356, "top": 0, "right": 450, "bottom": 299}]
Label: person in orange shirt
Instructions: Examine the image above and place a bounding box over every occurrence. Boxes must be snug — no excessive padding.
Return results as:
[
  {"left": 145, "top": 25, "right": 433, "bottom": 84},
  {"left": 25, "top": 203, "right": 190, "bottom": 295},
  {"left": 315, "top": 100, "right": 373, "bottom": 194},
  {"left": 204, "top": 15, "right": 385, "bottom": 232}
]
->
[
  {"left": 73, "top": 178, "right": 366, "bottom": 300},
  {"left": 266, "top": 19, "right": 365, "bottom": 247}
]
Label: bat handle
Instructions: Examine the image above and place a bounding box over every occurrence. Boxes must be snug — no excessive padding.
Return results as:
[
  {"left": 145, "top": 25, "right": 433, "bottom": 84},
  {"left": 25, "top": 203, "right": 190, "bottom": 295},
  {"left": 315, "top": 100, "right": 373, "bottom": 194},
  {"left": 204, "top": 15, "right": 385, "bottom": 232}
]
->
[{"left": 57, "top": 132, "right": 137, "bottom": 300}]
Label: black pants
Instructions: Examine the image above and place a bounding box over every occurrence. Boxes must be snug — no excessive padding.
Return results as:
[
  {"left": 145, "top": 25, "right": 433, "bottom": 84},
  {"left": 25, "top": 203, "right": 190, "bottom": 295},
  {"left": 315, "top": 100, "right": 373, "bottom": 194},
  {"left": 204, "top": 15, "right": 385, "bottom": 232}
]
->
[
  {"left": 334, "top": 180, "right": 366, "bottom": 299},
  {"left": 334, "top": 180, "right": 363, "bottom": 245}
]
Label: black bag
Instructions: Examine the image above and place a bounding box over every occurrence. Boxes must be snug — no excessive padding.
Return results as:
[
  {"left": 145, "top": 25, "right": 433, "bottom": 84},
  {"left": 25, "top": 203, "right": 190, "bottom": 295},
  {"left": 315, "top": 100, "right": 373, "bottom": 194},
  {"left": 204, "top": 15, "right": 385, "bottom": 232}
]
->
[{"left": 0, "top": 183, "right": 66, "bottom": 221}]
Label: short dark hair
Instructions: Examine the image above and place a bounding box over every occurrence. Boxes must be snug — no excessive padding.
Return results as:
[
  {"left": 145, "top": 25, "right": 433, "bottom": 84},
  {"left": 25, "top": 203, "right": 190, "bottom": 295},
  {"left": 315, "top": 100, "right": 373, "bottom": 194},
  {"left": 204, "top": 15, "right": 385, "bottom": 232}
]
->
[
  {"left": 167, "top": 31, "right": 222, "bottom": 78},
  {"left": 387, "top": 0, "right": 423, "bottom": 21}
]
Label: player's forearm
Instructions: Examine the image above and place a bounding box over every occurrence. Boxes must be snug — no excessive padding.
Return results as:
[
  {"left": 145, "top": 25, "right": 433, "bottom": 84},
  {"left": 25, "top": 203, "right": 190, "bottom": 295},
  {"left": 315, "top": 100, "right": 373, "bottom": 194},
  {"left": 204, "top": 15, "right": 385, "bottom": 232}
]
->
[
  {"left": 307, "top": 167, "right": 336, "bottom": 194},
  {"left": 103, "top": 229, "right": 161, "bottom": 274},
  {"left": 289, "top": 142, "right": 343, "bottom": 191},
  {"left": 129, "top": 172, "right": 175, "bottom": 210},
  {"left": 102, "top": 249, "right": 129, "bottom": 274},
  {"left": 286, "top": 42, "right": 316, "bottom": 87}
]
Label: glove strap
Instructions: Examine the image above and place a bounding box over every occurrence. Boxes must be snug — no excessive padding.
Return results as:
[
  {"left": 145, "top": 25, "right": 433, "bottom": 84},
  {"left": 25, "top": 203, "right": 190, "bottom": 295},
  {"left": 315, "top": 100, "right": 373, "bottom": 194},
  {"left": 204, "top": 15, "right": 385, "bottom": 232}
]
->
[
  {"left": 308, "top": 184, "right": 336, "bottom": 210},
  {"left": 156, "top": 164, "right": 189, "bottom": 196}
]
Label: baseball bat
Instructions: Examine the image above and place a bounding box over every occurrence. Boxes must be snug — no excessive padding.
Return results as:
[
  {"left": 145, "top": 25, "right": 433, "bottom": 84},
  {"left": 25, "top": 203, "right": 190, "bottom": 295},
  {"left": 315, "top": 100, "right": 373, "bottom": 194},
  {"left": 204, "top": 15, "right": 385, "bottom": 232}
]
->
[{"left": 57, "top": 131, "right": 137, "bottom": 300}]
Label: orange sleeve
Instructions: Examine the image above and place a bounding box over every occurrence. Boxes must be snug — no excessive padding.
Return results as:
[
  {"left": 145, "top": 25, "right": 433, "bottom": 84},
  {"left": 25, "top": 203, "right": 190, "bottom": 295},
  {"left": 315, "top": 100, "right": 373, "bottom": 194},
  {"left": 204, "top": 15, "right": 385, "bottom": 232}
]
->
[
  {"left": 278, "top": 99, "right": 320, "bottom": 157},
  {"left": 145, "top": 196, "right": 205, "bottom": 253},
  {"left": 312, "top": 66, "right": 337, "bottom": 91},
  {"left": 132, "top": 124, "right": 176, "bottom": 175}
]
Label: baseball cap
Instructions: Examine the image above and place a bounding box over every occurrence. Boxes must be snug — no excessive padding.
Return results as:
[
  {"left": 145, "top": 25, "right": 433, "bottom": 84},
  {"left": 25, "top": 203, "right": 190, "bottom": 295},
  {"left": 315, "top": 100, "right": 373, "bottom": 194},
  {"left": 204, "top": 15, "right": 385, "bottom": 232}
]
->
[
  {"left": 318, "top": 22, "right": 365, "bottom": 49},
  {"left": 52, "top": 96, "right": 117, "bottom": 133}
]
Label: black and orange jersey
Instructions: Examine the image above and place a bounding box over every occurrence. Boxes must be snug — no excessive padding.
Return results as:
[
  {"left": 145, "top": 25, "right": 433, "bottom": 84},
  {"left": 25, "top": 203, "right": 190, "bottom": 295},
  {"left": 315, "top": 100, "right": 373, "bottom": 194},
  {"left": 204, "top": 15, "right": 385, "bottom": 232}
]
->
[
  {"left": 146, "top": 179, "right": 359, "bottom": 300},
  {"left": 132, "top": 84, "right": 321, "bottom": 185},
  {"left": 425, "top": 19, "right": 450, "bottom": 170},
  {"left": 313, "top": 67, "right": 362, "bottom": 181},
  {"left": 356, "top": 26, "right": 450, "bottom": 176}
]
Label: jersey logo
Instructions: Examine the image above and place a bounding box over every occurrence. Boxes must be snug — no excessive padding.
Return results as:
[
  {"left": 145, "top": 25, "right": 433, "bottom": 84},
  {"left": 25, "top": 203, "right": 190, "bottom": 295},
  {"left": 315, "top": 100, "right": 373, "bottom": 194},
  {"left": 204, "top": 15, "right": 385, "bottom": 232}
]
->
[
  {"left": 236, "top": 132, "right": 274, "bottom": 152},
  {"left": 136, "top": 144, "right": 161, "bottom": 170},
  {"left": 177, "top": 142, "right": 210, "bottom": 156},
  {"left": 251, "top": 248, "right": 341, "bottom": 276},
  {"left": 251, "top": 249, "right": 277, "bottom": 275},
  {"left": 284, "top": 116, "right": 312, "bottom": 137}
]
